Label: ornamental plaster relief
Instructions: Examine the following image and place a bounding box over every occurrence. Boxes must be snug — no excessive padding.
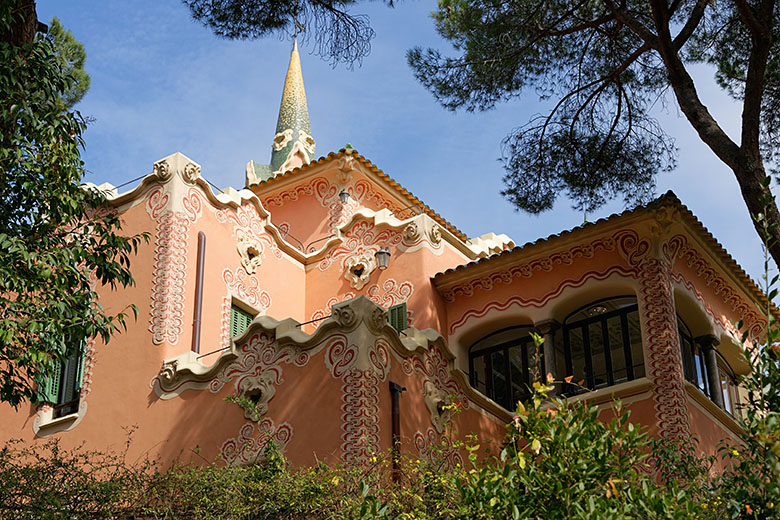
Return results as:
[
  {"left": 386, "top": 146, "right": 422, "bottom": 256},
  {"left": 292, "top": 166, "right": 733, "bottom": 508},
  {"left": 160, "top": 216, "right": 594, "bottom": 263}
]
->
[
  {"left": 218, "top": 267, "right": 272, "bottom": 351},
  {"left": 398, "top": 220, "right": 446, "bottom": 255},
  {"left": 402, "top": 338, "right": 470, "bottom": 433},
  {"left": 272, "top": 129, "right": 293, "bottom": 151},
  {"left": 152, "top": 297, "right": 506, "bottom": 462},
  {"left": 210, "top": 331, "right": 308, "bottom": 420},
  {"left": 236, "top": 233, "right": 263, "bottom": 274},
  {"left": 440, "top": 234, "right": 622, "bottom": 302},
  {"left": 260, "top": 174, "right": 403, "bottom": 236},
  {"left": 448, "top": 265, "right": 636, "bottom": 334},
  {"left": 145, "top": 154, "right": 205, "bottom": 346},
  {"left": 319, "top": 220, "right": 403, "bottom": 272},
  {"left": 668, "top": 235, "right": 765, "bottom": 339},
  {"left": 220, "top": 418, "right": 293, "bottom": 466},
  {"left": 215, "top": 204, "right": 283, "bottom": 261},
  {"left": 309, "top": 279, "right": 415, "bottom": 327},
  {"left": 343, "top": 251, "right": 377, "bottom": 290},
  {"left": 414, "top": 427, "right": 463, "bottom": 471},
  {"left": 614, "top": 230, "right": 691, "bottom": 441}
]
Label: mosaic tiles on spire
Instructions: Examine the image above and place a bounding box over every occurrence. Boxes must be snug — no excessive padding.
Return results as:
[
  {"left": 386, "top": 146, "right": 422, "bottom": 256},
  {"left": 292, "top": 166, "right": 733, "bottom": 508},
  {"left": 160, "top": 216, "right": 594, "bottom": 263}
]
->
[{"left": 270, "top": 38, "right": 315, "bottom": 174}]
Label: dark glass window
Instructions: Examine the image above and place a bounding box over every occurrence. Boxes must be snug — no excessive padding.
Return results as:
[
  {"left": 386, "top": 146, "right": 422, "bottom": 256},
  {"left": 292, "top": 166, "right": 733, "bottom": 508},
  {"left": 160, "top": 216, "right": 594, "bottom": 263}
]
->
[
  {"left": 468, "top": 327, "right": 541, "bottom": 410},
  {"left": 559, "top": 297, "right": 644, "bottom": 395},
  {"left": 678, "top": 317, "right": 709, "bottom": 395}
]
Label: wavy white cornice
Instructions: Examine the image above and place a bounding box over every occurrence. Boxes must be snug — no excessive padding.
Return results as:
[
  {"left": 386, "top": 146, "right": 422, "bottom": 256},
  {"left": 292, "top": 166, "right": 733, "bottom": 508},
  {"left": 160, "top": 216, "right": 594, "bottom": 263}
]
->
[
  {"left": 152, "top": 296, "right": 425, "bottom": 399},
  {"left": 151, "top": 295, "right": 511, "bottom": 425},
  {"left": 85, "top": 152, "right": 514, "bottom": 267}
]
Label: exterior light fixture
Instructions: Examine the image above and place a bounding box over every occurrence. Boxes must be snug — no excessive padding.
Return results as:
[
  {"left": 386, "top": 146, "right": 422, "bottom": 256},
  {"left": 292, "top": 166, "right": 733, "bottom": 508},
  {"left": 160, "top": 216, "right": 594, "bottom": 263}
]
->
[
  {"left": 587, "top": 305, "right": 608, "bottom": 317},
  {"left": 338, "top": 189, "right": 350, "bottom": 204},
  {"left": 374, "top": 247, "right": 391, "bottom": 270}
]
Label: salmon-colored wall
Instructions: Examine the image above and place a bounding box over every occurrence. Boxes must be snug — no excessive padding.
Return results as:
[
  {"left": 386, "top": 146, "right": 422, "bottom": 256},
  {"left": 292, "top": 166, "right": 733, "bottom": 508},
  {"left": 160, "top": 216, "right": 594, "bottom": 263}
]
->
[{"left": 0, "top": 154, "right": 762, "bottom": 473}]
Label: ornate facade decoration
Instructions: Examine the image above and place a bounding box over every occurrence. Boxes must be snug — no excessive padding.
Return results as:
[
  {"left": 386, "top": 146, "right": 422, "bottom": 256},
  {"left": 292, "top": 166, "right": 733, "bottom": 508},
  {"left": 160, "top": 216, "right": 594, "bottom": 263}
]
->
[
  {"left": 146, "top": 177, "right": 204, "bottom": 345},
  {"left": 403, "top": 344, "right": 469, "bottom": 432},
  {"left": 210, "top": 331, "right": 309, "bottom": 420},
  {"left": 414, "top": 427, "right": 463, "bottom": 471},
  {"left": 237, "top": 232, "right": 263, "bottom": 274},
  {"left": 320, "top": 297, "right": 401, "bottom": 464},
  {"left": 343, "top": 250, "right": 377, "bottom": 290},
  {"left": 448, "top": 265, "right": 634, "bottom": 334},
  {"left": 220, "top": 418, "right": 293, "bottom": 466},
  {"left": 219, "top": 267, "right": 273, "bottom": 350},
  {"left": 615, "top": 230, "right": 691, "bottom": 441},
  {"left": 215, "top": 204, "right": 283, "bottom": 260},
  {"left": 319, "top": 220, "right": 403, "bottom": 271},
  {"left": 272, "top": 129, "right": 293, "bottom": 151},
  {"left": 440, "top": 235, "right": 620, "bottom": 302}
]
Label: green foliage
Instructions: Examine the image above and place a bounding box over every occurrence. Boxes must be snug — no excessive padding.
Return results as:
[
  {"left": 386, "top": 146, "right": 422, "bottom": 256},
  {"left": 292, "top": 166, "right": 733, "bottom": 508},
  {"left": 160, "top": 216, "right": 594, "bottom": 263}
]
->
[
  {"left": 453, "top": 384, "right": 706, "bottom": 519},
  {"left": 0, "top": 3, "right": 147, "bottom": 407},
  {"left": 181, "top": 0, "right": 388, "bottom": 67},
  {"left": 712, "top": 180, "right": 780, "bottom": 519},
  {"left": 45, "top": 17, "right": 90, "bottom": 109},
  {"left": 407, "top": 1, "right": 780, "bottom": 255}
]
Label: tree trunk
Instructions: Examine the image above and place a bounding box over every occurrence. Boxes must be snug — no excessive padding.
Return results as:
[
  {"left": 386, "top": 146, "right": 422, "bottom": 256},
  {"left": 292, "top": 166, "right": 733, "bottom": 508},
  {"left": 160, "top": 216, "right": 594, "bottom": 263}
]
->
[
  {"left": 1, "top": 1, "right": 38, "bottom": 46},
  {"left": 732, "top": 160, "right": 780, "bottom": 272}
]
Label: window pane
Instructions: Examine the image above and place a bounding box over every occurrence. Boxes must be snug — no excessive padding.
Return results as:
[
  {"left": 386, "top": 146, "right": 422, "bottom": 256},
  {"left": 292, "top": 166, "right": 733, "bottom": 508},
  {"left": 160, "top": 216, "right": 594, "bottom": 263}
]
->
[
  {"left": 720, "top": 368, "right": 732, "bottom": 414},
  {"left": 491, "top": 350, "right": 508, "bottom": 407},
  {"left": 693, "top": 347, "right": 707, "bottom": 393},
  {"left": 509, "top": 346, "right": 528, "bottom": 406},
  {"left": 627, "top": 310, "right": 644, "bottom": 378},
  {"left": 568, "top": 327, "right": 586, "bottom": 388},
  {"left": 554, "top": 331, "right": 567, "bottom": 380},
  {"left": 588, "top": 322, "right": 608, "bottom": 388},
  {"left": 607, "top": 316, "right": 627, "bottom": 383},
  {"left": 471, "top": 327, "right": 533, "bottom": 355},
  {"left": 471, "top": 355, "right": 488, "bottom": 395}
]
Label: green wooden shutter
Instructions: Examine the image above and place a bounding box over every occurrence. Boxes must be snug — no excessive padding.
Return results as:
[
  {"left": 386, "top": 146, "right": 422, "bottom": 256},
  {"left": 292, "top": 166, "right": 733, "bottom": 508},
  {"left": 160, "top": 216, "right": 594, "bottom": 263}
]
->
[
  {"left": 61, "top": 354, "right": 77, "bottom": 405},
  {"left": 60, "top": 344, "right": 86, "bottom": 404},
  {"left": 74, "top": 343, "right": 85, "bottom": 393},
  {"left": 389, "top": 303, "right": 407, "bottom": 332},
  {"left": 230, "top": 305, "right": 254, "bottom": 337},
  {"left": 37, "top": 359, "right": 62, "bottom": 403}
]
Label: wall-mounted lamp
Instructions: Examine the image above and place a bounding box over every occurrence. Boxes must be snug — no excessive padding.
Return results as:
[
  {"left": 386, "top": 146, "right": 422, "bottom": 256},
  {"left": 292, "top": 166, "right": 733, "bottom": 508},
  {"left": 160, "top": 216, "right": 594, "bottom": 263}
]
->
[
  {"left": 338, "top": 189, "right": 350, "bottom": 204},
  {"left": 374, "top": 247, "right": 391, "bottom": 270}
]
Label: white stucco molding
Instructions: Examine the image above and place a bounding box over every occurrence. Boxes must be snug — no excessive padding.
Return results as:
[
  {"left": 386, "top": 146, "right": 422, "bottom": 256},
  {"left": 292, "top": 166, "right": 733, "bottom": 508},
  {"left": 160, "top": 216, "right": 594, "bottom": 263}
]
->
[
  {"left": 84, "top": 152, "right": 515, "bottom": 271},
  {"left": 150, "top": 295, "right": 510, "bottom": 426}
]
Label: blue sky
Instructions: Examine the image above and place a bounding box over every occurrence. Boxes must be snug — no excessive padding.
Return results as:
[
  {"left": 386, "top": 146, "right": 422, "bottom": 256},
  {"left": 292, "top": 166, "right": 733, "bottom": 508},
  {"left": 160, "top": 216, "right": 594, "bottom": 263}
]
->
[{"left": 38, "top": 1, "right": 770, "bottom": 285}]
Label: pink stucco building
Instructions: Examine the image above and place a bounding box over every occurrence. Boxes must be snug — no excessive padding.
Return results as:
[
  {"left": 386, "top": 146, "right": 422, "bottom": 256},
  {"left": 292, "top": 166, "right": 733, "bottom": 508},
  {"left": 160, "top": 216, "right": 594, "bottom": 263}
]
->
[{"left": 0, "top": 42, "right": 768, "bottom": 468}]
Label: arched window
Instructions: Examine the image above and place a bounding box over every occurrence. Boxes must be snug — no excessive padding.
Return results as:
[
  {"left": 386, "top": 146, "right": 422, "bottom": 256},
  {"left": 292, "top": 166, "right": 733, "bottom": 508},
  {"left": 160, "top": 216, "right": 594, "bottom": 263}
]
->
[
  {"left": 469, "top": 326, "right": 541, "bottom": 410},
  {"left": 557, "top": 296, "right": 644, "bottom": 395},
  {"left": 678, "top": 316, "right": 709, "bottom": 395}
]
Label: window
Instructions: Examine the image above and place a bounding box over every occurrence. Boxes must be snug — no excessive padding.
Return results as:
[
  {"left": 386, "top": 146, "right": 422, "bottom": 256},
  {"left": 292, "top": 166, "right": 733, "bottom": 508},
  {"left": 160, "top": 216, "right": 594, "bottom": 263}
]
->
[
  {"left": 230, "top": 304, "right": 254, "bottom": 337},
  {"left": 38, "top": 344, "right": 85, "bottom": 419},
  {"left": 389, "top": 303, "right": 407, "bottom": 332},
  {"left": 719, "top": 365, "right": 740, "bottom": 416},
  {"left": 468, "top": 326, "right": 541, "bottom": 410},
  {"left": 557, "top": 297, "right": 644, "bottom": 395},
  {"left": 678, "top": 317, "right": 709, "bottom": 395}
]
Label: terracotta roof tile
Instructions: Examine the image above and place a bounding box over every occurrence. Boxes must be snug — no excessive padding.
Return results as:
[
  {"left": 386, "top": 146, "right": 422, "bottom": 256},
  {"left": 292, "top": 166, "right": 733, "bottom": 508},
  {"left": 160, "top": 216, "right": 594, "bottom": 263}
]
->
[
  {"left": 249, "top": 148, "right": 469, "bottom": 241},
  {"left": 434, "top": 191, "right": 778, "bottom": 316}
]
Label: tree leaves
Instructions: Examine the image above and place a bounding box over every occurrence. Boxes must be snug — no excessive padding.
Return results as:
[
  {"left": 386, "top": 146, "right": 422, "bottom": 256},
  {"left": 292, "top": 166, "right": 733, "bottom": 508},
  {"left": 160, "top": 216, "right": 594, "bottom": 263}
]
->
[
  {"left": 0, "top": 3, "right": 147, "bottom": 407},
  {"left": 182, "top": 0, "right": 380, "bottom": 68}
]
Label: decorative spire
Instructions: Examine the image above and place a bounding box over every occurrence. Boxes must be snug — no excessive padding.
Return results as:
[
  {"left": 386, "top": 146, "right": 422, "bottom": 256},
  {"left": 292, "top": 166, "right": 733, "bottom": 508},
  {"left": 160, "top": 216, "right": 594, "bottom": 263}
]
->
[{"left": 270, "top": 38, "right": 315, "bottom": 173}]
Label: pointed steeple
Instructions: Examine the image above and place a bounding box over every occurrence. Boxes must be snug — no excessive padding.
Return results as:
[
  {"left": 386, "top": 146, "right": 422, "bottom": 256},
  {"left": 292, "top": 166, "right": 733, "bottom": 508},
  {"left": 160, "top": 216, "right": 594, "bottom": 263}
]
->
[{"left": 270, "top": 39, "right": 315, "bottom": 173}]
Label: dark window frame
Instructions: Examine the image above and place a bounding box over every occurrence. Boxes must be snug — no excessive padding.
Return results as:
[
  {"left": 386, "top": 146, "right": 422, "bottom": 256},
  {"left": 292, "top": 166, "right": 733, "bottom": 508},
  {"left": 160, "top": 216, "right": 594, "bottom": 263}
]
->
[
  {"left": 678, "top": 317, "right": 709, "bottom": 395},
  {"left": 468, "top": 325, "right": 540, "bottom": 410},
  {"left": 560, "top": 296, "right": 643, "bottom": 396}
]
